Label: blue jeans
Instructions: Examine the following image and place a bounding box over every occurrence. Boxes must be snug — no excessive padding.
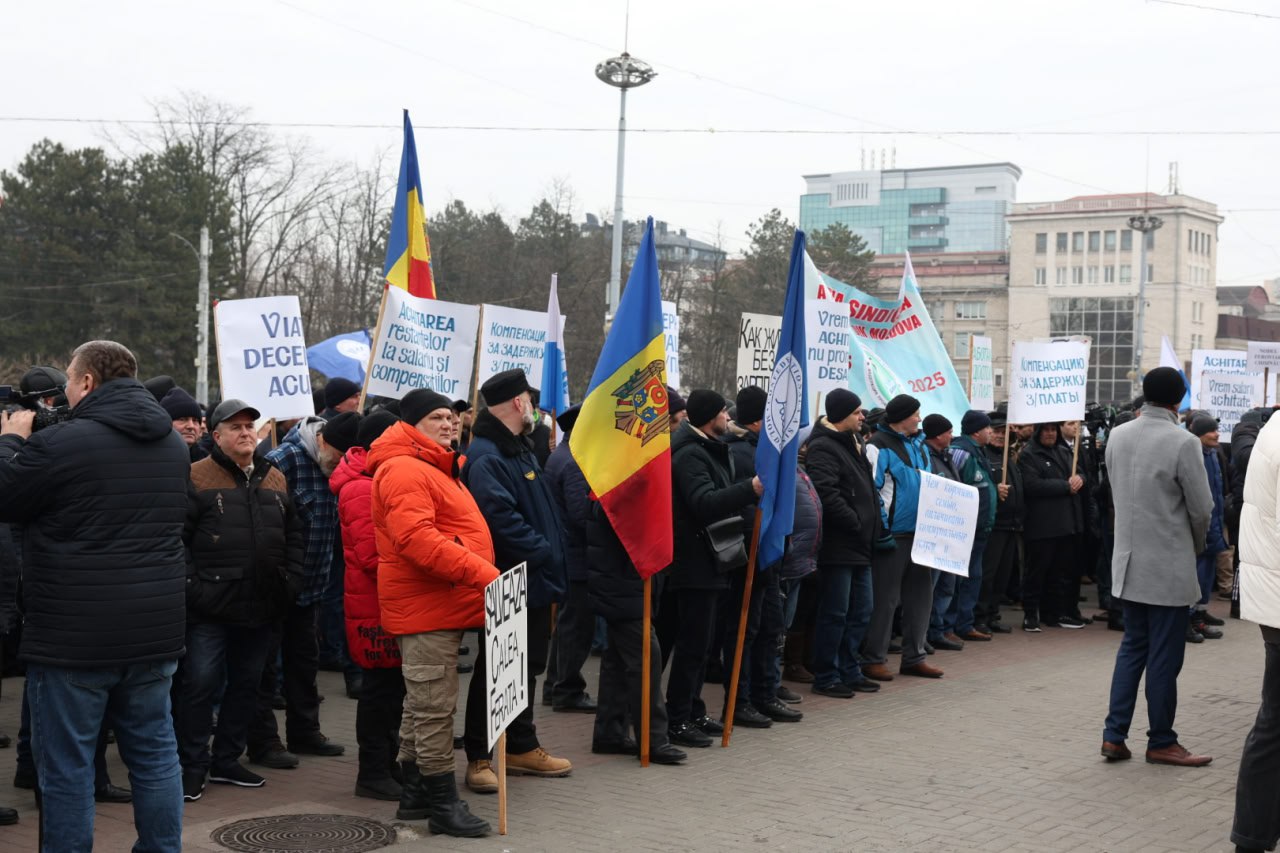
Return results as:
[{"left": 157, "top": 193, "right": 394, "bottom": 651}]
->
[
  {"left": 1192, "top": 552, "right": 1216, "bottom": 611},
  {"left": 955, "top": 534, "right": 989, "bottom": 634},
  {"left": 812, "top": 565, "right": 873, "bottom": 687},
  {"left": 173, "top": 622, "right": 273, "bottom": 776},
  {"left": 1103, "top": 601, "right": 1189, "bottom": 749},
  {"left": 28, "top": 660, "right": 182, "bottom": 852},
  {"left": 929, "top": 570, "right": 957, "bottom": 641}
]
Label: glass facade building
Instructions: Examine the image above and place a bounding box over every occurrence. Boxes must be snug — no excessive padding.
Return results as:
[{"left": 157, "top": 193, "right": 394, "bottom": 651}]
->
[
  {"left": 799, "top": 163, "right": 1021, "bottom": 254},
  {"left": 1048, "top": 296, "right": 1135, "bottom": 404}
]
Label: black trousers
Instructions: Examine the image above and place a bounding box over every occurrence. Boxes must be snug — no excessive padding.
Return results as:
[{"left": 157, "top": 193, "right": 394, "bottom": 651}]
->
[
  {"left": 464, "top": 604, "right": 551, "bottom": 761},
  {"left": 356, "top": 666, "right": 405, "bottom": 783},
  {"left": 248, "top": 603, "right": 321, "bottom": 753},
  {"left": 546, "top": 580, "right": 595, "bottom": 706},
  {"left": 657, "top": 587, "right": 718, "bottom": 726},
  {"left": 593, "top": 616, "right": 668, "bottom": 748},
  {"left": 977, "top": 529, "right": 1018, "bottom": 626},
  {"left": 1232, "top": 625, "right": 1280, "bottom": 852},
  {"left": 1022, "top": 535, "right": 1078, "bottom": 623},
  {"left": 722, "top": 568, "right": 782, "bottom": 707}
]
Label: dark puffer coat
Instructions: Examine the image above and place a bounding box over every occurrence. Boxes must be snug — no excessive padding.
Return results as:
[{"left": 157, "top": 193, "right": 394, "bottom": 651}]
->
[
  {"left": 1019, "top": 424, "right": 1087, "bottom": 542},
  {"left": 543, "top": 439, "right": 591, "bottom": 584},
  {"left": 185, "top": 445, "right": 304, "bottom": 627},
  {"left": 0, "top": 379, "right": 189, "bottom": 667},
  {"left": 804, "top": 418, "right": 877, "bottom": 567},
  {"left": 586, "top": 500, "right": 665, "bottom": 622}
]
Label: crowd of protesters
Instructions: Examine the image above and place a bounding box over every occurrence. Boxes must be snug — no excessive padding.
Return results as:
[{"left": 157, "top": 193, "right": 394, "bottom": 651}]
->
[{"left": 0, "top": 342, "right": 1276, "bottom": 852}]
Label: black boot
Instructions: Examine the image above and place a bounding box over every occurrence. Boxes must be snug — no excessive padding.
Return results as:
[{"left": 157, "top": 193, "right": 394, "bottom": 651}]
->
[
  {"left": 421, "top": 772, "right": 491, "bottom": 837},
  {"left": 395, "top": 761, "right": 430, "bottom": 821}
]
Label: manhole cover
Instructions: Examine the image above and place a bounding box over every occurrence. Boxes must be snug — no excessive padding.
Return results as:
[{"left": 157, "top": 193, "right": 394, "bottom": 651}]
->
[{"left": 211, "top": 814, "right": 396, "bottom": 853}]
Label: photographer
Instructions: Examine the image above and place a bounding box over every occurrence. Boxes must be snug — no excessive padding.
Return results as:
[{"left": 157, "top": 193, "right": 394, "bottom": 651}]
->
[{"left": 0, "top": 340, "right": 189, "bottom": 851}]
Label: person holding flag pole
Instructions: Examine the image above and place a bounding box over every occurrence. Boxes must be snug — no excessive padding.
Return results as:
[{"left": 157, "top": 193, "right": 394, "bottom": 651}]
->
[
  {"left": 722, "top": 231, "right": 809, "bottom": 747},
  {"left": 572, "top": 218, "right": 682, "bottom": 767}
]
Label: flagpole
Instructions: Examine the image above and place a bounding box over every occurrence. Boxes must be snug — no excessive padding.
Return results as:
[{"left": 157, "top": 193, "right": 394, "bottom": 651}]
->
[
  {"left": 640, "top": 575, "right": 651, "bottom": 767},
  {"left": 357, "top": 286, "right": 390, "bottom": 413},
  {"left": 470, "top": 305, "right": 486, "bottom": 417},
  {"left": 722, "top": 508, "right": 763, "bottom": 748},
  {"left": 1000, "top": 423, "right": 1011, "bottom": 486}
]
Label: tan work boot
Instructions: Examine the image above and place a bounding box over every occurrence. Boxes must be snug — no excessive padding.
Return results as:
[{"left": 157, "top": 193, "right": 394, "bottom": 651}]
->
[
  {"left": 506, "top": 747, "right": 573, "bottom": 777},
  {"left": 465, "top": 759, "right": 498, "bottom": 794}
]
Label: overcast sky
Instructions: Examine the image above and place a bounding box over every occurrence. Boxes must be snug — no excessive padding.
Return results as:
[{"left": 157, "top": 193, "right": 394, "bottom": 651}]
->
[{"left": 4, "top": 0, "right": 1278, "bottom": 285}]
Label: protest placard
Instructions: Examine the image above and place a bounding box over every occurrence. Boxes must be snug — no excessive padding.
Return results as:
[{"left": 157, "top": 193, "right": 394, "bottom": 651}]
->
[
  {"left": 1196, "top": 372, "right": 1263, "bottom": 442},
  {"left": 364, "top": 286, "right": 479, "bottom": 401},
  {"left": 1191, "top": 349, "right": 1275, "bottom": 434},
  {"left": 805, "top": 299, "right": 851, "bottom": 421},
  {"left": 661, "top": 300, "right": 681, "bottom": 390},
  {"left": 736, "top": 312, "right": 782, "bottom": 393},
  {"left": 485, "top": 562, "right": 529, "bottom": 752},
  {"left": 911, "top": 471, "right": 979, "bottom": 577},
  {"left": 1247, "top": 341, "right": 1280, "bottom": 372},
  {"left": 214, "top": 295, "right": 314, "bottom": 421},
  {"left": 1006, "top": 340, "right": 1090, "bottom": 425},
  {"left": 478, "top": 305, "right": 566, "bottom": 390},
  {"left": 969, "top": 335, "right": 995, "bottom": 411}
]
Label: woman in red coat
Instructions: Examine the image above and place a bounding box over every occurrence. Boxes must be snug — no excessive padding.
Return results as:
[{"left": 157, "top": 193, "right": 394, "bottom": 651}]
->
[{"left": 330, "top": 410, "right": 401, "bottom": 801}]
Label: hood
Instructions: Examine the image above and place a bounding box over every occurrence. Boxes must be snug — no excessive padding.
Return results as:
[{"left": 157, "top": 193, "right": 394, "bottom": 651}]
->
[
  {"left": 723, "top": 422, "right": 758, "bottom": 446},
  {"left": 1232, "top": 421, "right": 1261, "bottom": 444},
  {"left": 1240, "top": 408, "right": 1268, "bottom": 427},
  {"left": 367, "top": 420, "right": 460, "bottom": 479},
  {"left": 672, "top": 419, "right": 728, "bottom": 458},
  {"left": 1030, "top": 422, "right": 1068, "bottom": 449},
  {"left": 808, "top": 417, "right": 856, "bottom": 450},
  {"left": 284, "top": 417, "right": 327, "bottom": 466},
  {"left": 72, "top": 379, "right": 176, "bottom": 442},
  {"left": 471, "top": 409, "right": 531, "bottom": 458},
  {"left": 329, "top": 445, "right": 370, "bottom": 496}
]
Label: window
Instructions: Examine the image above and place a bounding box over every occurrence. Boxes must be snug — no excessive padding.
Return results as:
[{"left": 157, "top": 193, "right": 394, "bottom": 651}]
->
[
  {"left": 1035, "top": 266, "right": 1047, "bottom": 285},
  {"left": 1056, "top": 267, "right": 1067, "bottom": 285},
  {"left": 1035, "top": 232, "right": 1048, "bottom": 253},
  {"left": 1087, "top": 266, "right": 1099, "bottom": 284},
  {"left": 994, "top": 369, "right": 1004, "bottom": 388},
  {"left": 1088, "top": 231, "right": 1101, "bottom": 252},
  {"left": 1121, "top": 231, "right": 1133, "bottom": 251},
  {"left": 1119, "top": 264, "right": 1132, "bottom": 283},
  {"left": 1192, "top": 301, "right": 1203, "bottom": 323},
  {"left": 1056, "top": 232, "right": 1069, "bottom": 252},
  {"left": 834, "top": 182, "right": 869, "bottom": 202},
  {"left": 1072, "top": 266, "right": 1084, "bottom": 284},
  {"left": 1191, "top": 333, "right": 1204, "bottom": 350},
  {"left": 1188, "top": 230, "right": 1195, "bottom": 252},
  {"left": 953, "top": 332, "right": 971, "bottom": 358},
  {"left": 1049, "top": 297, "right": 1136, "bottom": 402},
  {"left": 1104, "top": 265, "right": 1115, "bottom": 283},
  {"left": 1206, "top": 236, "right": 1211, "bottom": 259},
  {"left": 1105, "top": 230, "right": 1117, "bottom": 251},
  {"left": 1145, "top": 231, "right": 1155, "bottom": 250},
  {"left": 955, "top": 301, "right": 987, "bottom": 320},
  {"left": 1072, "top": 232, "right": 1084, "bottom": 252}
]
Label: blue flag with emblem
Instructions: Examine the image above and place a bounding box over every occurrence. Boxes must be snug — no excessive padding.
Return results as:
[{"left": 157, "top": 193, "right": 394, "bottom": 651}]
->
[{"left": 754, "top": 231, "right": 810, "bottom": 570}]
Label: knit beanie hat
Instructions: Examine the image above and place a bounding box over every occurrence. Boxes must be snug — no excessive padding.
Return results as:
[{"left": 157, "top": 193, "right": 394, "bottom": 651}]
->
[
  {"left": 160, "top": 387, "right": 202, "bottom": 421},
  {"left": 884, "top": 394, "right": 921, "bottom": 425},
  {"left": 922, "top": 413, "right": 953, "bottom": 439},
  {"left": 1142, "top": 367, "right": 1186, "bottom": 407},
  {"left": 735, "top": 386, "right": 768, "bottom": 425},
  {"left": 321, "top": 411, "right": 361, "bottom": 453},
  {"left": 960, "top": 409, "right": 992, "bottom": 435},
  {"left": 400, "top": 389, "right": 454, "bottom": 427},
  {"left": 357, "top": 410, "right": 399, "bottom": 450},
  {"left": 1188, "top": 415, "right": 1219, "bottom": 437},
  {"left": 323, "top": 377, "right": 361, "bottom": 410},
  {"left": 825, "top": 389, "right": 861, "bottom": 423},
  {"left": 686, "top": 390, "right": 727, "bottom": 428}
]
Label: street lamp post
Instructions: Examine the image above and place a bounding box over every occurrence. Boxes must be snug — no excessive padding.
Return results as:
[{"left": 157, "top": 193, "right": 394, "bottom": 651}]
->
[
  {"left": 170, "top": 225, "right": 212, "bottom": 403},
  {"left": 596, "top": 52, "right": 656, "bottom": 327},
  {"left": 1128, "top": 213, "right": 1163, "bottom": 399}
]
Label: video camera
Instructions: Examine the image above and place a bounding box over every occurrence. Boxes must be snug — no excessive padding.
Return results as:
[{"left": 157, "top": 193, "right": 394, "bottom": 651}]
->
[{"left": 1, "top": 365, "right": 74, "bottom": 433}]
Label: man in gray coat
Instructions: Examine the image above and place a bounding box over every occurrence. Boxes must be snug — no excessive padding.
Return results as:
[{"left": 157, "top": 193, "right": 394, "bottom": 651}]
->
[{"left": 1101, "top": 367, "right": 1215, "bottom": 767}]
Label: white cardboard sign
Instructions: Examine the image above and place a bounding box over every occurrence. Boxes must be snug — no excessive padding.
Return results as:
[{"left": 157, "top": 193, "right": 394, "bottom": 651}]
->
[
  {"left": 214, "top": 295, "right": 314, "bottom": 421},
  {"left": 485, "top": 562, "right": 529, "bottom": 752},
  {"left": 365, "top": 287, "right": 479, "bottom": 401},
  {"left": 1006, "top": 340, "right": 1090, "bottom": 424},
  {"left": 1247, "top": 341, "right": 1280, "bottom": 372},
  {"left": 478, "top": 305, "right": 566, "bottom": 391},
  {"left": 1196, "top": 372, "right": 1263, "bottom": 443},
  {"left": 805, "top": 300, "right": 852, "bottom": 422},
  {"left": 911, "top": 471, "right": 979, "bottom": 577},
  {"left": 969, "top": 335, "right": 995, "bottom": 411},
  {"left": 661, "top": 300, "right": 681, "bottom": 391}
]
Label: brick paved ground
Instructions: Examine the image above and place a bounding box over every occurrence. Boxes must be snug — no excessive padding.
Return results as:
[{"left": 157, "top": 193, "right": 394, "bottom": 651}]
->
[{"left": 0, "top": 599, "right": 1265, "bottom": 852}]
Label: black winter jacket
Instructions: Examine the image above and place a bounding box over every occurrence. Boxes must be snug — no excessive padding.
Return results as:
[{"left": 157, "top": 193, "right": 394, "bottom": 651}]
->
[
  {"left": 722, "top": 426, "right": 760, "bottom": 532},
  {"left": 1019, "top": 425, "right": 1087, "bottom": 542},
  {"left": 0, "top": 379, "right": 189, "bottom": 667},
  {"left": 463, "top": 410, "right": 568, "bottom": 608},
  {"left": 185, "top": 445, "right": 305, "bottom": 626},
  {"left": 0, "top": 525, "right": 20, "bottom": 635},
  {"left": 586, "top": 500, "right": 664, "bottom": 621},
  {"left": 804, "top": 418, "right": 878, "bottom": 567},
  {"left": 544, "top": 439, "right": 591, "bottom": 584},
  {"left": 984, "top": 442, "right": 1025, "bottom": 531},
  {"left": 667, "top": 422, "right": 756, "bottom": 591}
]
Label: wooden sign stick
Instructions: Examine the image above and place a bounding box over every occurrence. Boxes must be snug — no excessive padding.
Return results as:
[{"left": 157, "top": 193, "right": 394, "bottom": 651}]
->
[
  {"left": 497, "top": 731, "right": 508, "bottom": 835},
  {"left": 722, "top": 508, "right": 763, "bottom": 748},
  {"left": 640, "top": 575, "right": 652, "bottom": 767}
]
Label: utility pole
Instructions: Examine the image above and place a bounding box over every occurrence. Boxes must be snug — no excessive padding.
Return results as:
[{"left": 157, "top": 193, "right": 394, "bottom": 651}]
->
[
  {"left": 196, "top": 225, "right": 211, "bottom": 404},
  {"left": 1129, "top": 213, "right": 1163, "bottom": 399}
]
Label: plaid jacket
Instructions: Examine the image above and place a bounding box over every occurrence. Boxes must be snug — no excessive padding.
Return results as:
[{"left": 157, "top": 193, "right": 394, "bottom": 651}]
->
[{"left": 267, "top": 424, "right": 337, "bottom": 607}]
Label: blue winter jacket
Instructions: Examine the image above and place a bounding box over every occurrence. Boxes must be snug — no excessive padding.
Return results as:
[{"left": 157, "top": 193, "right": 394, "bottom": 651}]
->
[
  {"left": 1202, "top": 445, "right": 1227, "bottom": 556},
  {"left": 867, "top": 424, "right": 930, "bottom": 536}
]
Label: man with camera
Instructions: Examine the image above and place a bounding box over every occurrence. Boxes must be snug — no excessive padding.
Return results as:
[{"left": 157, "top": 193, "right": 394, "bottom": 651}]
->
[{"left": 0, "top": 340, "right": 189, "bottom": 851}]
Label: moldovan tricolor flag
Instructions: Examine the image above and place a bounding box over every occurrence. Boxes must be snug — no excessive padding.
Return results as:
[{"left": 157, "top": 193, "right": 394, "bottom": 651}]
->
[
  {"left": 383, "top": 110, "right": 437, "bottom": 299},
  {"left": 570, "top": 218, "right": 672, "bottom": 579}
]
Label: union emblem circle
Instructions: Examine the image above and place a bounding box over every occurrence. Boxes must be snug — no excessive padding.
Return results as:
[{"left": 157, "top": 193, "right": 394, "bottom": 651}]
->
[{"left": 765, "top": 352, "right": 804, "bottom": 452}]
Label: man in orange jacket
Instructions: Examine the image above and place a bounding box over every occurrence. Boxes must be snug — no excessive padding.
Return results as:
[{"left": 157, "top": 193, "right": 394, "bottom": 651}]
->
[{"left": 369, "top": 389, "right": 500, "bottom": 838}]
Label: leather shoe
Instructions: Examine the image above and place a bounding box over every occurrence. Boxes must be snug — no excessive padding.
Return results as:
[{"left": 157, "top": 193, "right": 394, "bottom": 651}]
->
[
  {"left": 899, "top": 661, "right": 944, "bottom": 678},
  {"left": 755, "top": 699, "right": 803, "bottom": 722},
  {"left": 961, "top": 629, "right": 992, "bottom": 642},
  {"left": 732, "top": 704, "right": 773, "bottom": 728},
  {"left": 668, "top": 721, "right": 712, "bottom": 748},
  {"left": 249, "top": 747, "right": 299, "bottom": 769},
  {"left": 0, "top": 807, "right": 16, "bottom": 826},
  {"left": 592, "top": 738, "right": 639, "bottom": 756},
  {"left": 776, "top": 685, "right": 803, "bottom": 704},
  {"left": 649, "top": 743, "right": 687, "bottom": 765},
  {"left": 923, "top": 641, "right": 936, "bottom": 654},
  {"left": 988, "top": 622, "right": 1013, "bottom": 634},
  {"left": 847, "top": 678, "right": 881, "bottom": 693},
  {"left": 1200, "top": 611, "right": 1226, "bottom": 626},
  {"left": 1145, "top": 743, "right": 1212, "bottom": 767},
  {"left": 1186, "top": 625, "right": 1205, "bottom": 644},
  {"left": 692, "top": 715, "right": 724, "bottom": 735},
  {"left": 930, "top": 634, "right": 964, "bottom": 651},
  {"left": 1100, "top": 741, "right": 1132, "bottom": 761},
  {"left": 1194, "top": 622, "right": 1223, "bottom": 640},
  {"left": 862, "top": 663, "right": 895, "bottom": 682},
  {"left": 288, "top": 734, "right": 345, "bottom": 756},
  {"left": 812, "top": 682, "right": 855, "bottom": 698},
  {"left": 95, "top": 783, "right": 132, "bottom": 804},
  {"left": 552, "top": 693, "right": 598, "bottom": 713}
]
